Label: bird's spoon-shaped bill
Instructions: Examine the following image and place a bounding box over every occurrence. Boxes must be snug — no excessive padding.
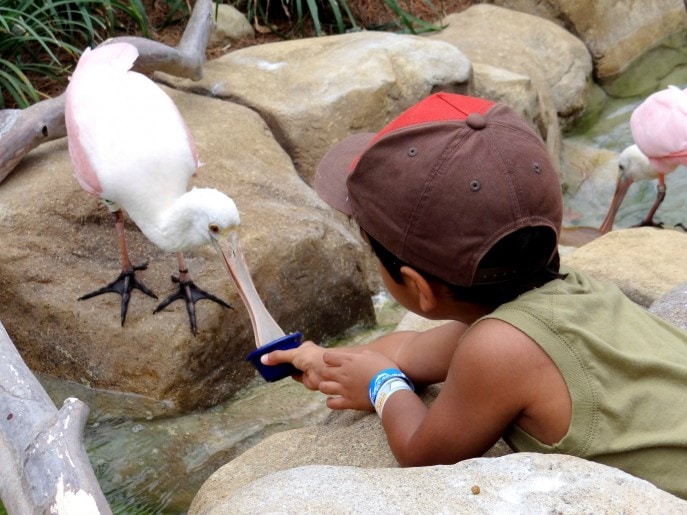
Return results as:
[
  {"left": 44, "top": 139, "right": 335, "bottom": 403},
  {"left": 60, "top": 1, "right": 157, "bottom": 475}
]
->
[
  {"left": 212, "top": 231, "right": 302, "bottom": 382},
  {"left": 213, "top": 230, "right": 284, "bottom": 346}
]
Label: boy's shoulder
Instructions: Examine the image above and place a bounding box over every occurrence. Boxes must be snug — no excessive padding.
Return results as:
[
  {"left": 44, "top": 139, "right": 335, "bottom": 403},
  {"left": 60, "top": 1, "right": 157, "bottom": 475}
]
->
[
  {"left": 459, "top": 317, "right": 551, "bottom": 381},
  {"left": 449, "top": 317, "right": 571, "bottom": 444}
]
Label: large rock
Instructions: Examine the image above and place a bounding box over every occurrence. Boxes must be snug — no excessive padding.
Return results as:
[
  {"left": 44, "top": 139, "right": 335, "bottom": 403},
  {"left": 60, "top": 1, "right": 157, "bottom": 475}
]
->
[
  {"left": 191, "top": 454, "right": 686, "bottom": 514},
  {"left": 0, "top": 90, "right": 374, "bottom": 412},
  {"left": 562, "top": 227, "right": 687, "bottom": 306},
  {"left": 429, "top": 3, "right": 593, "bottom": 169},
  {"left": 209, "top": 3, "right": 254, "bottom": 46},
  {"left": 157, "top": 31, "right": 472, "bottom": 185},
  {"left": 470, "top": 63, "right": 539, "bottom": 130},
  {"left": 189, "top": 229, "right": 687, "bottom": 513},
  {"left": 486, "top": 0, "right": 687, "bottom": 94},
  {"left": 188, "top": 385, "right": 512, "bottom": 514}
]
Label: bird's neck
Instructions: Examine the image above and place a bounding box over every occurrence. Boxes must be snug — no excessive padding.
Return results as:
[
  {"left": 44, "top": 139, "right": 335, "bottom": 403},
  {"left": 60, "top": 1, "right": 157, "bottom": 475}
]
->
[{"left": 126, "top": 190, "right": 205, "bottom": 253}]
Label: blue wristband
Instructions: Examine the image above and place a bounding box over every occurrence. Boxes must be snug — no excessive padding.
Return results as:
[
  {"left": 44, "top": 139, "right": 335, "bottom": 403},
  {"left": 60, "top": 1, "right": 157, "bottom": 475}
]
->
[{"left": 368, "top": 368, "right": 414, "bottom": 407}]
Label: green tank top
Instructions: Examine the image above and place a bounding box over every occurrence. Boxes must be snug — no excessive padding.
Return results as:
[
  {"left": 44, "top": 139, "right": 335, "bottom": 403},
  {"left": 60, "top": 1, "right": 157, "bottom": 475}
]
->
[{"left": 484, "top": 267, "right": 687, "bottom": 499}]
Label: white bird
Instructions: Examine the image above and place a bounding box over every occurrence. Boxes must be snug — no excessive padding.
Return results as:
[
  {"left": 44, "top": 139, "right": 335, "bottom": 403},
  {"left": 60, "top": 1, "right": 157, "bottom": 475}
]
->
[
  {"left": 598, "top": 144, "right": 656, "bottom": 233},
  {"left": 65, "top": 42, "right": 244, "bottom": 335}
]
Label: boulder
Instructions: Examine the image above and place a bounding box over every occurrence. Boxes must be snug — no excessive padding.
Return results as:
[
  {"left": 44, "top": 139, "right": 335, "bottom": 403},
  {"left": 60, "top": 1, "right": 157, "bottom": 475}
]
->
[
  {"left": 209, "top": 3, "right": 254, "bottom": 46},
  {"left": 0, "top": 90, "right": 374, "bottom": 412},
  {"left": 562, "top": 227, "right": 687, "bottom": 307},
  {"left": 470, "top": 63, "right": 539, "bottom": 129},
  {"left": 156, "top": 31, "right": 472, "bottom": 185},
  {"left": 428, "top": 3, "right": 593, "bottom": 170},
  {"left": 486, "top": 0, "right": 687, "bottom": 94},
  {"left": 190, "top": 454, "right": 686, "bottom": 514}
]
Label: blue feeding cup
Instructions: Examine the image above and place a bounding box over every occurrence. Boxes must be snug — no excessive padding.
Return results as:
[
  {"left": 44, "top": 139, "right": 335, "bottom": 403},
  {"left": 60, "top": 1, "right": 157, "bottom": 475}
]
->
[
  {"left": 245, "top": 332, "right": 303, "bottom": 382},
  {"left": 213, "top": 229, "right": 302, "bottom": 382}
]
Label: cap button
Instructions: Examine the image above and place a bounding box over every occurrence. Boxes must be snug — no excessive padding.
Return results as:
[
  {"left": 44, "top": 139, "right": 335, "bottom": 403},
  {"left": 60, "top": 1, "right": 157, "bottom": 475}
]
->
[{"left": 466, "top": 113, "right": 486, "bottom": 130}]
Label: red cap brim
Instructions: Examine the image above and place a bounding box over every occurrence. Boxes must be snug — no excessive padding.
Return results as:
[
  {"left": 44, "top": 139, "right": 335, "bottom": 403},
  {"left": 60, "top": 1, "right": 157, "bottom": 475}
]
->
[{"left": 314, "top": 133, "right": 375, "bottom": 216}]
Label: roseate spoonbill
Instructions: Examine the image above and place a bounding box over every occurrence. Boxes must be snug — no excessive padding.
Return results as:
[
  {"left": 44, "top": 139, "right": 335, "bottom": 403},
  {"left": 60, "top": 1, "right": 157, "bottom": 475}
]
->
[
  {"left": 599, "top": 85, "right": 687, "bottom": 233},
  {"left": 65, "top": 42, "right": 242, "bottom": 335},
  {"left": 559, "top": 145, "right": 653, "bottom": 247},
  {"left": 598, "top": 144, "right": 655, "bottom": 233}
]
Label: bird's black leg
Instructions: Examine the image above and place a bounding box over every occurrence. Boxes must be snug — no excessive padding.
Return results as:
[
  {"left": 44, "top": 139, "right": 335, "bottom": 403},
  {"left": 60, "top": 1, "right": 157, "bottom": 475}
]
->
[
  {"left": 635, "top": 181, "right": 666, "bottom": 228},
  {"left": 153, "top": 252, "right": 232, "bottom": 336},
  {"left": 78, "top": 209, "right": 157, "bottom": 326}
]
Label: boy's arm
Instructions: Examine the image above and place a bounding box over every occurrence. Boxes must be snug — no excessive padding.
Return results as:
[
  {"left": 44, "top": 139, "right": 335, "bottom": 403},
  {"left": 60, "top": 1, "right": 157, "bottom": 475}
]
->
[
  {"left": 356, "top": 320, "right": 469, "bottom": 384},
  {"left": 322, "top": 318, "right": 551, "bottom": 465},
  {"left": 262, "top": 320, "right": 468, "bottom": 391}
]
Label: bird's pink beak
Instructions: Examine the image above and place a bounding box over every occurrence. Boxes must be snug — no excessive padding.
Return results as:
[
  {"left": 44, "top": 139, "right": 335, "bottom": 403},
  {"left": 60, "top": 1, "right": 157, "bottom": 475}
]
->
[
  {"left": 212, "top": 231, "right": 285, "bottom": 348},
  {"left": 599, "top": 175, "right": 634, "bottom": 234}
]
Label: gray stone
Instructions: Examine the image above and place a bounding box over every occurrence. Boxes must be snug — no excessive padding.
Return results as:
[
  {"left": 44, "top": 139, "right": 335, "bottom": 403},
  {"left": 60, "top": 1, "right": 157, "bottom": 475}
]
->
[
  {"left": 562, "top": 227, "right": 687, "bottom": 306},
  {"left": 156, "top": 31, "right": 472, "bottom": 185},
  {"left": 209, "top": 4, "right": 254, "bottom": 46},
  {"left": 486, "top": 0, "right": 687, "bottom": 92},
  {"left": 196, "top": 454, "right": 686, "bottom": 514},
  {"left": 470, "top": 63, "right": 539, "bottom": 128},
  {"left": 187, "top": 383, "right": 511, "bottom": 514},
  {"left": 429, "top": 3, "right": 593, "bottom": 171}
]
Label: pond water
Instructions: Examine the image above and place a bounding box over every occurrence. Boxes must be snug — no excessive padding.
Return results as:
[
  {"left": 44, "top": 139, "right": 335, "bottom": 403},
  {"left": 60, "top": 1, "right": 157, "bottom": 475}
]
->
[{"left": 0, "top": 296, "right": 406, "bottom": 515}]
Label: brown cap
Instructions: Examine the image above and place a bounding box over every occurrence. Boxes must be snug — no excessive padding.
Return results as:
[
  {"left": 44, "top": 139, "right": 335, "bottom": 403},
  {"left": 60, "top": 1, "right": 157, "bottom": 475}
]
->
[{"left": 315, "top": 93, "right": 562, "bottom": 286}]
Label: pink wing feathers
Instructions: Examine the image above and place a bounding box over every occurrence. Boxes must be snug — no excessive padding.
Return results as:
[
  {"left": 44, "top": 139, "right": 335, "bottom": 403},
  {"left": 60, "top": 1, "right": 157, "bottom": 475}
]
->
[
  {"left": 65, "top": 43, "right": 138, "bottom": 196},
  {"left": 630, "top": 86, "right": 687, "bottom": 174},
  {"left": 64, "top": 42, "right": 200, "bottom": 196}
]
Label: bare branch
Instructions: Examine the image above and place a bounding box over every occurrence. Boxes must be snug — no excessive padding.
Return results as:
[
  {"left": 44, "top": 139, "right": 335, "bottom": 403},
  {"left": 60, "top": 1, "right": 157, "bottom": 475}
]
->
[
  {"left": 0, "top": 323, "right": 112, "bottom": 514},
  {"left": 0, "top": 0, "right": 215, "bottom": 185}
]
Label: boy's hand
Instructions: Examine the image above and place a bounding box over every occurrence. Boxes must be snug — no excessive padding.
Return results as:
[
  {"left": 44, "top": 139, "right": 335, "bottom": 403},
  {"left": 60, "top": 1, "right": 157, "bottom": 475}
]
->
[
  {"left": 261, "top": 341, "right": 326, "bottom": 390},
  {"left": 320, "top": 349, "right": 400, "bottom": 411}
]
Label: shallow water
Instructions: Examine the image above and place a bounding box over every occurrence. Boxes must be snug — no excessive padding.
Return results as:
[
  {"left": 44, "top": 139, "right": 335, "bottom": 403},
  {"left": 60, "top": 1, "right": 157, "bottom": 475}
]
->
[
  {"left": 0, "top": 295, "right": 405, "bottom": 515},
  {"left": 89, "top": 296, "right": 404, "bottom": 513}
]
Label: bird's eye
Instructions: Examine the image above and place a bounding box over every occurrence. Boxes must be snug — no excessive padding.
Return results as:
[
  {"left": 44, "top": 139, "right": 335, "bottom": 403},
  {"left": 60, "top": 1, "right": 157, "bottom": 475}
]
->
[{"left": 209, "top": 224, "right": 220, "bottom": 234}]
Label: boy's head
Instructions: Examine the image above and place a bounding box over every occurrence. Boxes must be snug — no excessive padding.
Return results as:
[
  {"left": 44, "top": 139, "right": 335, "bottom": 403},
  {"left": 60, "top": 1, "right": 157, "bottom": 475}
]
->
[{"left": 315, "top": 92, "right": 562, "bottom": 289}]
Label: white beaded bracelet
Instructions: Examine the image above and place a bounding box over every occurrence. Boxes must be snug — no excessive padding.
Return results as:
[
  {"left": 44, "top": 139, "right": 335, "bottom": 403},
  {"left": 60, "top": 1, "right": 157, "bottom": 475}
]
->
[{"left": 373, "top": 377, "right": 413, "bottom": 417}]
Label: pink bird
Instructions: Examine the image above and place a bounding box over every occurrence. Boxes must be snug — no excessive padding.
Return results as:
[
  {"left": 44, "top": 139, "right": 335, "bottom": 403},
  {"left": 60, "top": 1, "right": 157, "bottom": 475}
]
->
[
  {"left": 64, "top": 42, "right": 245, "bottom": 335},
  {"left": 599, "top": 85, "right": 687, "bottom": 233}
]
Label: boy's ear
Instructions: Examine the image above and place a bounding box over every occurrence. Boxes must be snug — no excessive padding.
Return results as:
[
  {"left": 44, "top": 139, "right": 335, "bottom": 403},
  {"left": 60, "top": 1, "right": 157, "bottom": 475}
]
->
[{"left": 400, "top": 266, "right": 438, "bottom": 312}]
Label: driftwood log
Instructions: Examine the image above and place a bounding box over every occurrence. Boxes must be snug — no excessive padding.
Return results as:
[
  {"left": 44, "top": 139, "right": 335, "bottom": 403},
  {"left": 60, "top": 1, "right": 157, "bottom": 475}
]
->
[
  {"left": 0, "top": 321, "right": 110, "bottom": 514},
  {"left": 0, "top": 0, "right": 215, "bottom": 185},
  {"left": 0, "top": 1, "right": 214, "bottom": 512}
]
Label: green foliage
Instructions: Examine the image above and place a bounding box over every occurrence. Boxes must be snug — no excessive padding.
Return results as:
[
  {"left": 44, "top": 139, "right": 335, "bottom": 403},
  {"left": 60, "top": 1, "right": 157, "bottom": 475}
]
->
[
  {"left": 1, "top": 0, "right": 444, "bottom": 109},
  {"left": 380, "top": 0, "right": 443, "bottom": 33},
  {"left": 236, "top": 0, "right": 442, "bottom": 37},
  {"left": 0, "top": 0, "right": 186, "bottom": 109}
]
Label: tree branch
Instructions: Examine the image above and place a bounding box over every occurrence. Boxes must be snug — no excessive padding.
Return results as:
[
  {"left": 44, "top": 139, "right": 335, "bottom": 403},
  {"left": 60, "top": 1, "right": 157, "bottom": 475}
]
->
[
  {"left": 0, "top": 0, "right": 215, "bottom": 185},
  {"left": 0, "top": 323, "right": 111, "bottom": 514}
]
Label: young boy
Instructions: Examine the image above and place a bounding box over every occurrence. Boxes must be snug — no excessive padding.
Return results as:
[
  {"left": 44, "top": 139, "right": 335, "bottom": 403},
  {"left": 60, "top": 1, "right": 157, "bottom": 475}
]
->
[{"left": 262, "top": 92, "right": 687, "bottom": 499}]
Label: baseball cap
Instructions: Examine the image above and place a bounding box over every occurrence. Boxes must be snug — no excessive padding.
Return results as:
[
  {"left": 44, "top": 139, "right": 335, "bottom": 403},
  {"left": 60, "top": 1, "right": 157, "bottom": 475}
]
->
[{"left": 314, "top": 92, "right": 562, "bottom": 286}]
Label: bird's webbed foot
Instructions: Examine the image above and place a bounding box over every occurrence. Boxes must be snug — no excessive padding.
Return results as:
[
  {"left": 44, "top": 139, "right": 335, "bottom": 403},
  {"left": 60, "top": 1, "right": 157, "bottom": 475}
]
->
[
  {"left": 78, "top": 263, "right": 158, "bottom": 326},
  {"left": 153, "top": 275, "right": 233, "bottom": 336},
  {"left": 674, "top": 223, "right": 687, "bottom": 232},
  {"left": 633, "top": 218, "right": 664, "bottom": 229}
]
